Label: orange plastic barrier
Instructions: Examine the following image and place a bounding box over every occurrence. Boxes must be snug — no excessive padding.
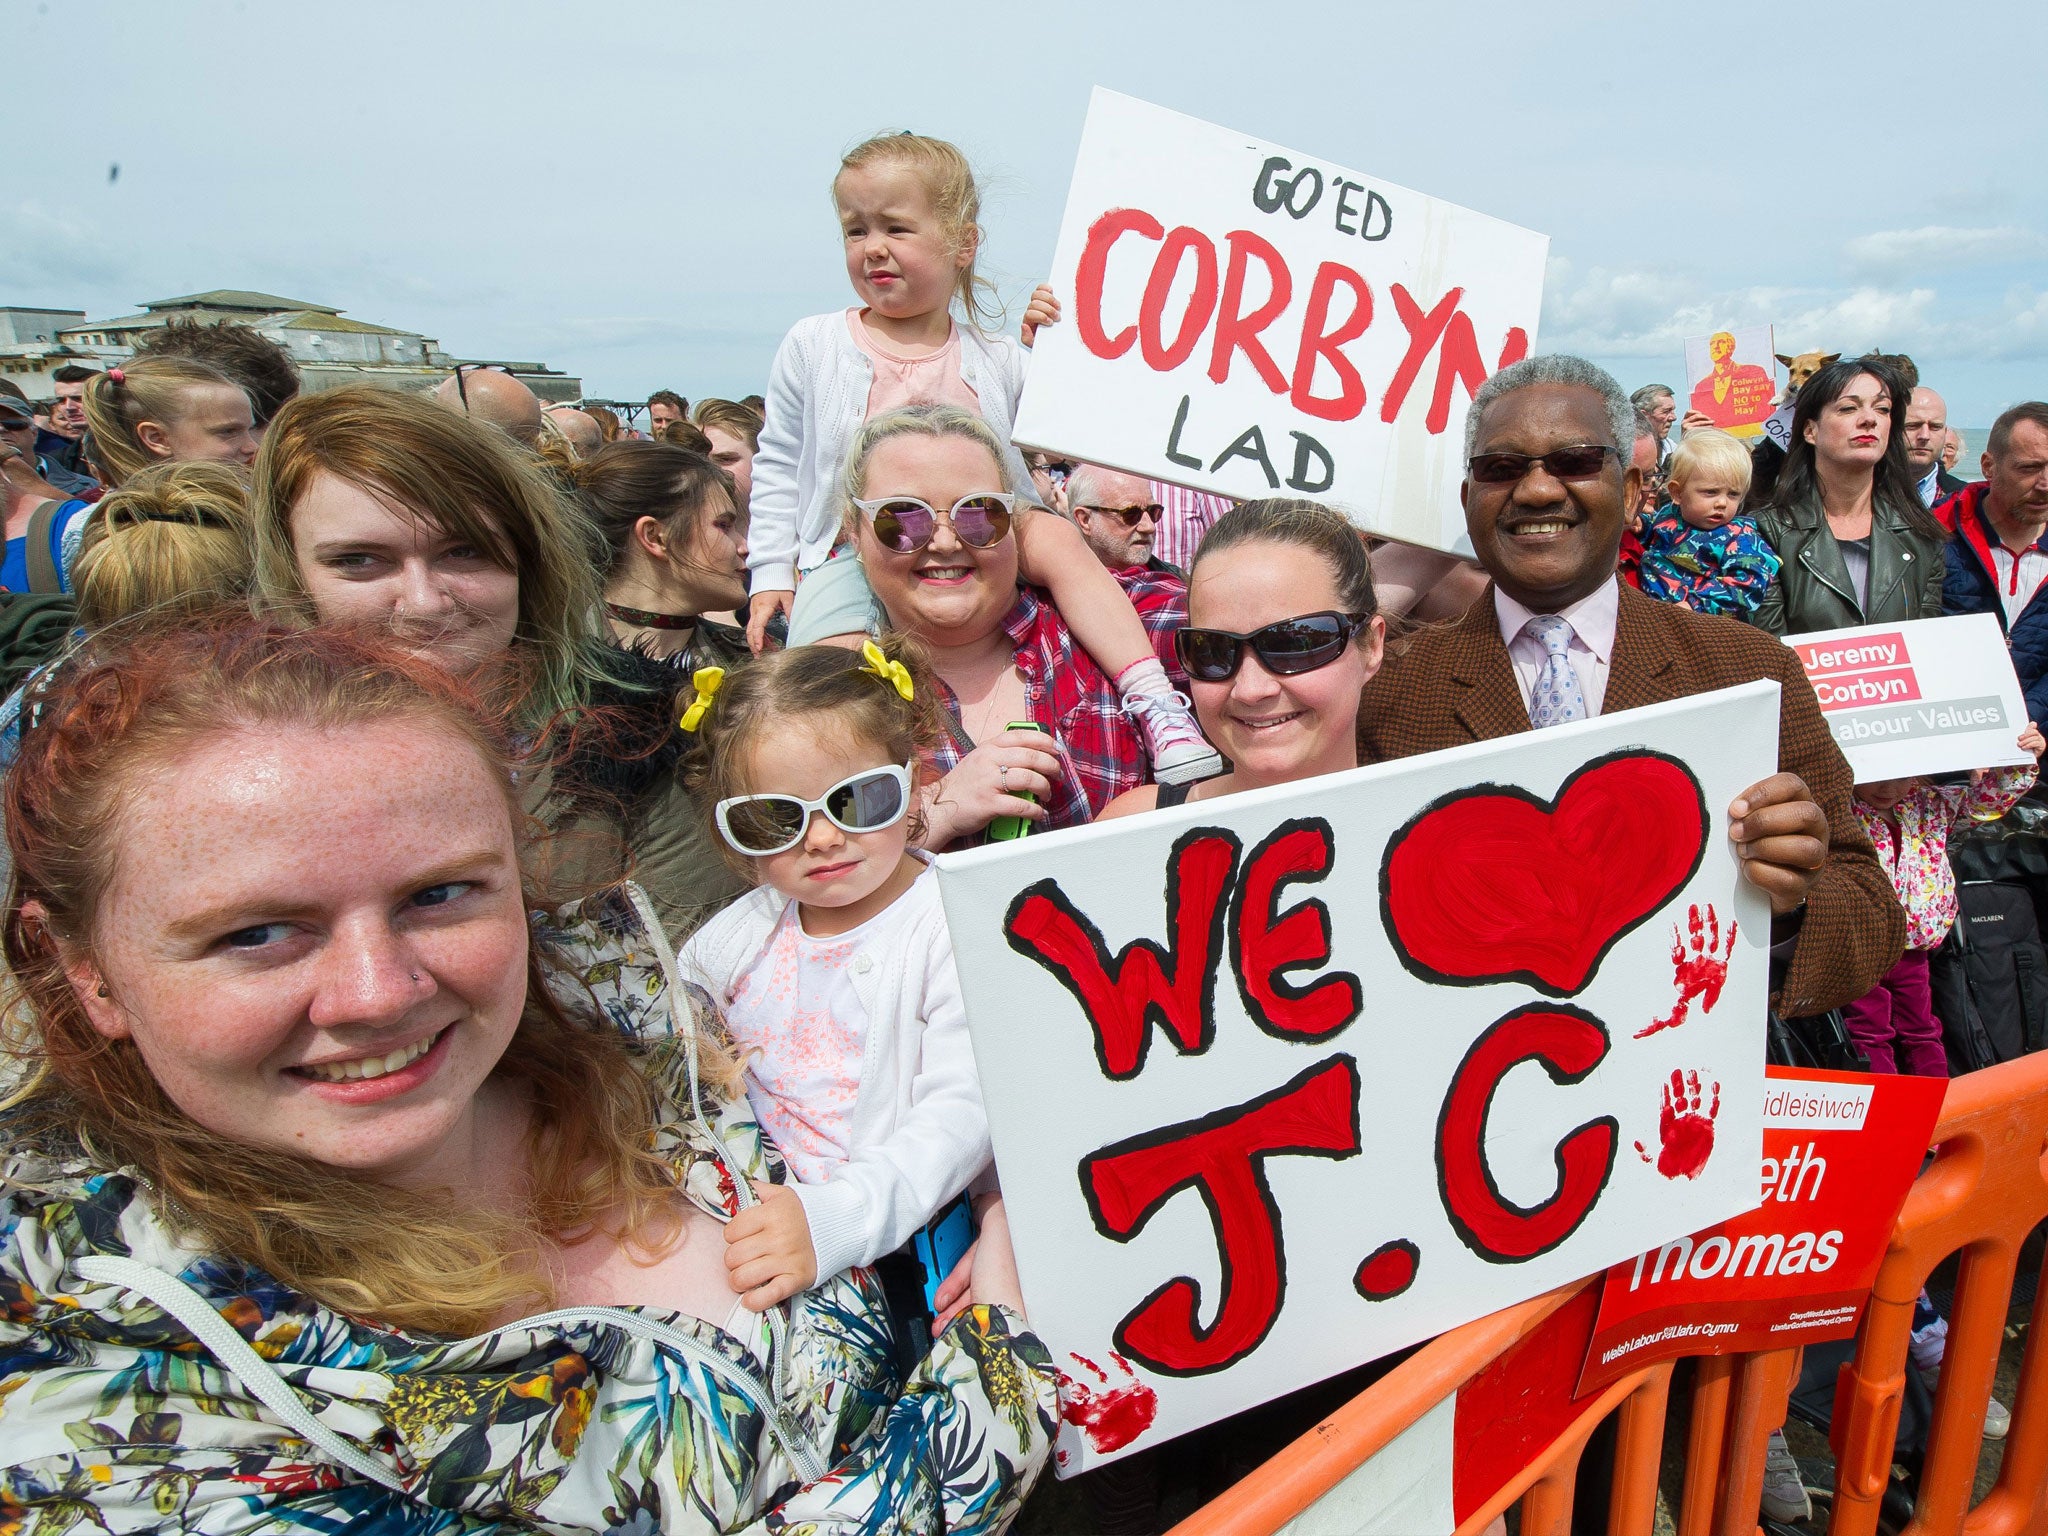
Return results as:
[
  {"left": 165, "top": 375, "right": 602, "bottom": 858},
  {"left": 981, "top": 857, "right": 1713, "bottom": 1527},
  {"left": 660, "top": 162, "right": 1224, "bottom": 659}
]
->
[
  {"left": 1166, "top": 1050, "right": 2048, "bottom": 1536},
  {"left": 1166, "top": 1280, "right": 1678, "bottom": 1536},
  {"left": 1815, "top": 1050, "right": 2048, "bottom": 1536}
]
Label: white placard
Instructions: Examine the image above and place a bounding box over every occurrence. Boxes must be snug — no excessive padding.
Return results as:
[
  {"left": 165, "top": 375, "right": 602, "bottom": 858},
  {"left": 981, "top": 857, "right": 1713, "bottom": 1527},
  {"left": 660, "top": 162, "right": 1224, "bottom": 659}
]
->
[
  {"left": 1784, "top": 614, "right": 2033, "bottom": 781},
  {"left": 1013, "top": 89, "right": 1548, "bottom": 557},
  {"left": 937, "top": 685, "right": 1778, "bottom": 1474}
]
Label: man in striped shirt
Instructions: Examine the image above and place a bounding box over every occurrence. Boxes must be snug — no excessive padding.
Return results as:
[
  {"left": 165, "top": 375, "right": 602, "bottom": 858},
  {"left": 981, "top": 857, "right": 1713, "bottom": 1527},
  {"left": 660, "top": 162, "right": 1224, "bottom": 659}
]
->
[{"left": 1148, "top": 477, "right": 1234, "bottom": 572}]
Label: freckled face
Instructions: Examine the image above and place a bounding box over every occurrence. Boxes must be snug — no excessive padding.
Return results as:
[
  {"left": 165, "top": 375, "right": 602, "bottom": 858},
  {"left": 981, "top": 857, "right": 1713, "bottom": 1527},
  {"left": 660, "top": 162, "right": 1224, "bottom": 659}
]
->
[{"left": 75, "top": 721, "right": 530, "bottom": 1179}]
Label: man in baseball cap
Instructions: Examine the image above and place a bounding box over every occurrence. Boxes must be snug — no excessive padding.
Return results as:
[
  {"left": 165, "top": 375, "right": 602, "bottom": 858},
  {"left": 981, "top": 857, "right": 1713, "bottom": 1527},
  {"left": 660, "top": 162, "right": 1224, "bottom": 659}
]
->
[{"left": 0, "top": 384, "right": 97, "bottom": 499}]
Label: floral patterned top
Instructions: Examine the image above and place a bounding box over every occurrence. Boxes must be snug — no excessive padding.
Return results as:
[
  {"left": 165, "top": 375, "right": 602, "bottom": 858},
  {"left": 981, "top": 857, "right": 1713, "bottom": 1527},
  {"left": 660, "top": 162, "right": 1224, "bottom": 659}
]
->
[
  {"left": 0, "top": 885, "right": 1058, "bottom": 1534},
  {"left": 1856, "top": 765, "right": 2039, "bottom": 950}
]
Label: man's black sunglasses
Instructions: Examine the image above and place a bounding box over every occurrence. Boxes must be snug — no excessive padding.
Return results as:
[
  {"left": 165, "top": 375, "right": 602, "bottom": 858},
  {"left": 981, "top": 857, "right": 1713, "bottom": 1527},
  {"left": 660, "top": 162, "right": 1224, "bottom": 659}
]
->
[
  {"left": 1175, "top": 611, "right": 1368, "bottom": 682},
  {"left": 1466, "top": 444, "right": 1620, "bottom": 484}
]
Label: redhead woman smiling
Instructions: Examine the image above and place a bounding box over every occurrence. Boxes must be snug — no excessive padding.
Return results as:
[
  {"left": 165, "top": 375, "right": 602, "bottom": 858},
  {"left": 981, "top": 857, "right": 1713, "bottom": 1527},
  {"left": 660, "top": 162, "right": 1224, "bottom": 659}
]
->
[{"left": 0, "top": 618, "right": 1053, "bottom": 1532}]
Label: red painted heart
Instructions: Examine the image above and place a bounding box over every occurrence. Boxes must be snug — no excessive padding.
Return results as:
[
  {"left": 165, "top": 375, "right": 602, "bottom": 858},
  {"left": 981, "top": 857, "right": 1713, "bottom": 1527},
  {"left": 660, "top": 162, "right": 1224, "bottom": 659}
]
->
[{"left": 1379, "top": 751, "right": 1707, "bottom": 996}]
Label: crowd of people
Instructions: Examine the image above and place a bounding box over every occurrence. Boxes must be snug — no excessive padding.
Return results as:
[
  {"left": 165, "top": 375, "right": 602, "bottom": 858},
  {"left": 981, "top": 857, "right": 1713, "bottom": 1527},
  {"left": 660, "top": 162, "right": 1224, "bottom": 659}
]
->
[{"left": 0, "top": 124, "right": 2043, "bottom": 1534}]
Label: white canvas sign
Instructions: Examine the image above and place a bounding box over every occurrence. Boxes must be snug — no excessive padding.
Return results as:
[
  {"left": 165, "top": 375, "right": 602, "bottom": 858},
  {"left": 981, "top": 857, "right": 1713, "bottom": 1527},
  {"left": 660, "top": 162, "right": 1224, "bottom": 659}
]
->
[
  {"left": 1012, "top": 89, "right": 1548, "bottom": 557},
  {"left": 936, "top": 685, "right": 1778, "bottom": 1474},
  {"left": 1785, "top": 614, "right": 2033, "bottom": 781}
]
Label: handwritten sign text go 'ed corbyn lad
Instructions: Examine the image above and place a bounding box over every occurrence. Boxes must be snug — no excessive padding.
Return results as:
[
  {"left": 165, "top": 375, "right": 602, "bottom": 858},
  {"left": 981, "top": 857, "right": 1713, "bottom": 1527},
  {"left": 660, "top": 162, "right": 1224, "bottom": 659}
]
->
[{"left": 1012, "top": 89, "right": 1549, "bottom": 558}]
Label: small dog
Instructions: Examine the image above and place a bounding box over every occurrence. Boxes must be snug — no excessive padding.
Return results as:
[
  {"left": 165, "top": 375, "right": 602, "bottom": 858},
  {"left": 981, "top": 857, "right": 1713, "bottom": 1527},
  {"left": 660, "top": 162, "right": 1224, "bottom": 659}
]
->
[{"left": 1773, "top": 349, "right": 1840, "bottom": 399}]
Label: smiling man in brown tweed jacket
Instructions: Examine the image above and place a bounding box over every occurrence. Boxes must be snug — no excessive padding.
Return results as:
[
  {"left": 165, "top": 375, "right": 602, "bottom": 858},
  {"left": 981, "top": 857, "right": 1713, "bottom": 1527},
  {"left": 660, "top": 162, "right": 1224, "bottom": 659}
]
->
[{"left": 1360, "top": 355, "right": 1903, "bottom": 1017}]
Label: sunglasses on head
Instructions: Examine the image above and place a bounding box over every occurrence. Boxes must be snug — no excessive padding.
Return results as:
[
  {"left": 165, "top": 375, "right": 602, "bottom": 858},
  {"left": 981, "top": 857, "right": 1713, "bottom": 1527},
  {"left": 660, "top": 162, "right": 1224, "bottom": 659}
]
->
[
  {"left": 715, "top": 762, "right": 914, "bottom": 856},
  {"left": 451, "top": 362, "right": 515, "bottom": 414},
  {"left": 1175, "top": 611, "right": 1367, "bottom": 682},
  {"left": 1078, "top": 502, "right": 1163, "bottom": 528},
  {"left": 853, "top": 493, "right": 1014, "bottom": 553},
  {"left": 1466, "top": 444, "right": 1620, "bottom": 484}
]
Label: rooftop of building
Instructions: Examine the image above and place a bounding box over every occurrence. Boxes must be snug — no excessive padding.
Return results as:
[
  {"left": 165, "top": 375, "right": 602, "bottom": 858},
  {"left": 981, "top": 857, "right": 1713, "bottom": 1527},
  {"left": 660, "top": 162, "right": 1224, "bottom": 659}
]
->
[
  {"left": 143, "top": 289, "right": 337, "bottom": 314},
  {"left": 270, "top": 310, "right": 413, "bottom": 336}
]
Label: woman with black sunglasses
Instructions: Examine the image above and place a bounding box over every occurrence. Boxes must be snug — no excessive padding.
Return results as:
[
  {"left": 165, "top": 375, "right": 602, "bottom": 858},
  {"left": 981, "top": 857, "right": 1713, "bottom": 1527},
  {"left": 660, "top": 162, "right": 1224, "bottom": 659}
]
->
[{"left": 1098, "top": 498, "right": 1385, "bottom": 820}]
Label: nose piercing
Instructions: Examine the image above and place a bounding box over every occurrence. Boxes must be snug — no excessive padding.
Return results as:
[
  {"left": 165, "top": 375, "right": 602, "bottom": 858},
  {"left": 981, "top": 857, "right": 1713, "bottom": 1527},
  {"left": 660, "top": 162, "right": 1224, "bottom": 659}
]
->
[{"left": 410, "top": 973, "right": 421, "bottom": 984}]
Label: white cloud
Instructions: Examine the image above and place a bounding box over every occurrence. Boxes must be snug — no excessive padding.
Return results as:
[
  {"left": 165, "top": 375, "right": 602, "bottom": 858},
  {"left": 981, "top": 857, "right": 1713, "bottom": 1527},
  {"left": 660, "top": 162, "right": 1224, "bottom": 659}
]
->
[
  {"left": 1538, "top": 255, "right": 2048, "bottom": 371},
  {"left": 1844, "top": 226, "right": 2048, "bottom": 274}
]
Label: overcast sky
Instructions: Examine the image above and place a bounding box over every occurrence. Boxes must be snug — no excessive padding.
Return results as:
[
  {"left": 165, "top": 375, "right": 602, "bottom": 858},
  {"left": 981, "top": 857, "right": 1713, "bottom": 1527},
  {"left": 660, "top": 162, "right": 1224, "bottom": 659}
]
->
[{"left": 9, "top": 0, "right": 2046, "bottom": 427}]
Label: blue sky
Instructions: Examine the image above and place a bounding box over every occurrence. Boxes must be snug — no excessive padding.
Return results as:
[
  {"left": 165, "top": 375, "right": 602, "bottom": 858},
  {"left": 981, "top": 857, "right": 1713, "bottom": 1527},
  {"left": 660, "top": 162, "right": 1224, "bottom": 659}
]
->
[{"left": 8, "top": 0, "right": 2046, "bottom": 427}]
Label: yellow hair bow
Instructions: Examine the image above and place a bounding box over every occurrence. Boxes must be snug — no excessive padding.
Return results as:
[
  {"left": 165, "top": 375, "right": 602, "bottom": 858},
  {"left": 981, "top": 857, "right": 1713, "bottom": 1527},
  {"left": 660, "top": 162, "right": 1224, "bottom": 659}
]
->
[
  {"left": 860, "top": 640, "right": 915, "bottom": 703},
  {"left": 677, "top": 666, "right": 725, "bottom": 732}
]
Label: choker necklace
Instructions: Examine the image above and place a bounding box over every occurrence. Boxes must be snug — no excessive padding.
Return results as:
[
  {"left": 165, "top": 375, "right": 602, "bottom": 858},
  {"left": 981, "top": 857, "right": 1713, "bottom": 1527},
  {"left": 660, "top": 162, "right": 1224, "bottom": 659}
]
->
[{"left": 606, "top": 601, "right": 698, "bottom": 631}]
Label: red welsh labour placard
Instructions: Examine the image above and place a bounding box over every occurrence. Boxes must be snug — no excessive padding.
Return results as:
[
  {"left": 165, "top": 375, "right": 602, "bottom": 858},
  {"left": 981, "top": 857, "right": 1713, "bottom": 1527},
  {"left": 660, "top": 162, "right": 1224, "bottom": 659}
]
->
[{"left": 1577, "top": 1066, "right": 1945, "bottom": 1395}]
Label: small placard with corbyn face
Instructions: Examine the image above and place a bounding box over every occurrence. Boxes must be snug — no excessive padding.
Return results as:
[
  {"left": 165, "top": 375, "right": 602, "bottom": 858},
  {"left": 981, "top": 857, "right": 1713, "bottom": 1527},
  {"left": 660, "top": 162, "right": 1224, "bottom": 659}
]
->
[{"left": 936, "top": 683, "right": 1779, "bottom": 1474}]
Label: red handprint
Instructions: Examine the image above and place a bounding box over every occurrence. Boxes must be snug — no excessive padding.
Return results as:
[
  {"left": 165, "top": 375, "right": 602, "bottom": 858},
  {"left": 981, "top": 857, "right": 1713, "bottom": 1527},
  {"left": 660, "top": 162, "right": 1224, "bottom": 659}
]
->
[
  {"left": 1634, "top": 904, "right": 1737, "bottom": 1038},
  {"left": 1056, "top": 1351, "right": 1159, "bottom": 1454},
  {"left": 1634, "top": 1069, "right": 1720, "bottom": 1179}
]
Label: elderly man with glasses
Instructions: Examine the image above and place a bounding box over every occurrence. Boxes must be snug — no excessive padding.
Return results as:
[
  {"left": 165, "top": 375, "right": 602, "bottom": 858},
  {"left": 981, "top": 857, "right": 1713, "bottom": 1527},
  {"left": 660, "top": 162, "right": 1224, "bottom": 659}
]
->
[
  {"left": 1358, "top": 353, "right": 1902, "bottom": 1024},
  {"left": 1064, "top": 463, "right": 1186, "bottom": 579}
]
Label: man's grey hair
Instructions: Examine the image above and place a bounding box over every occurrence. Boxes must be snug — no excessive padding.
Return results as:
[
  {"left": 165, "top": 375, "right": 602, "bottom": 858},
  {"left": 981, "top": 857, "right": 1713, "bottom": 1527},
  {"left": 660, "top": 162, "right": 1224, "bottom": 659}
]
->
[
  {"left": 1064, "top": 462, "right": 1154, "bottom": 518},
  {"left": 1466, "top": 354, "right": 1639, "bottom": 462},
  {"left": 1063, "top": 462, "right": 1108, "bottom": 518},
  {"left": 1631, "top": 410, "right": 1660, "bottom": 446},
  {"left": 1630, "top": 383, "right": 1675, "bottom": 410}
]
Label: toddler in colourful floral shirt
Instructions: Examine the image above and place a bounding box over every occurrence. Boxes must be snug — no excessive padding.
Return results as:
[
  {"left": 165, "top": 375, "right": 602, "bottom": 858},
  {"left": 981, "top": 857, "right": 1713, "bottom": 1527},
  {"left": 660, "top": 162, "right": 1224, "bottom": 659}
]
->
[
  {"left": 1636, "top": 428, "right": 1781, "bottom": 618},
  {"left": 1846, "top": 723, "right": 2044, "bottom": 1074}
]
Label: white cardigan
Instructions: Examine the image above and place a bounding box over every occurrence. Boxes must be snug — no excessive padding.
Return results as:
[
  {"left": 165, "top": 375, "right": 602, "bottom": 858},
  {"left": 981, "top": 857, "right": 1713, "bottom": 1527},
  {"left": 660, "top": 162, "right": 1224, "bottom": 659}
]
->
[
  {"left": 746, "top": 310, "right": 1040, "bottom": 592},
  {"left": 679, "top": 864, "right": 992, "bottom": 1284}
]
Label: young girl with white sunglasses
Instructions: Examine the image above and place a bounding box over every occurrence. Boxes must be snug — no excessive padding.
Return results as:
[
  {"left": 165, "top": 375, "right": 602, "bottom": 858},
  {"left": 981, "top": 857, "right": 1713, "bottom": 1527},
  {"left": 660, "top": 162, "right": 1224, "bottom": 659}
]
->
[{"left": 678, "top": 636, "right": 990, "bottom": 1357}]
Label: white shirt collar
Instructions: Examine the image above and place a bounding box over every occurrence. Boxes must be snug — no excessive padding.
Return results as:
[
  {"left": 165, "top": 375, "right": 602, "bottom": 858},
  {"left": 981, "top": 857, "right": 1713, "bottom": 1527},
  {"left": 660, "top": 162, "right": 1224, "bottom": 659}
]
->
[{"left": 1493, "top": 576, "right": 1620, "bottom": 665}]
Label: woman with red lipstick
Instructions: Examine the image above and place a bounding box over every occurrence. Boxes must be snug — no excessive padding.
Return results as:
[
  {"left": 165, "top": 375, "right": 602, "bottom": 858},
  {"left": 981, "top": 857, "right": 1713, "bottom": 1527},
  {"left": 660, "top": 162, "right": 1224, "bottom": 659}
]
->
[
  {"left": 0, "top": 618, "right": 1054, "bottom": 1532},
  {"left": 1750, "top": 356, "right": 1946, "bottom": 635}
]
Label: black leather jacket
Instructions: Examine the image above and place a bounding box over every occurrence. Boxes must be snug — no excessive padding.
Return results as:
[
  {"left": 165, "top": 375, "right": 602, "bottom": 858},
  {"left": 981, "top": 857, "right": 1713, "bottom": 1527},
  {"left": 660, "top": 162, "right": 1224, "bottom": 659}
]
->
[{"left": 1748, "top": 494, "right": 1946, "bottom": 636}]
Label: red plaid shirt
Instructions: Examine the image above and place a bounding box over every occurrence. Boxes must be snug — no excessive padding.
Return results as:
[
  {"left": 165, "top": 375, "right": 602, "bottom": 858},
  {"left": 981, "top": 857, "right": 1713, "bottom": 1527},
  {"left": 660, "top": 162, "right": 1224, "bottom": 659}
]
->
[{"left": 928, "top": 570, "right": 1189, "bottom": 842}]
